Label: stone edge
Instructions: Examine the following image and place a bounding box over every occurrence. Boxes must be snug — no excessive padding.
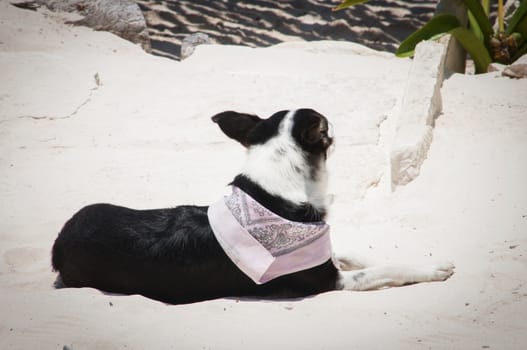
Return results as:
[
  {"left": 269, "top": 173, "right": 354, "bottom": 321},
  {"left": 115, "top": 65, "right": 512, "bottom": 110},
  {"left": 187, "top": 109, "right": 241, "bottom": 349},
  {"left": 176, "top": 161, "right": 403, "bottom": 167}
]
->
[
  {"left": 390, "top": 0, "right": 467, "bottom": 189},
  {"left": 389, "top": 32, "right": 465, "bottom": 189}
]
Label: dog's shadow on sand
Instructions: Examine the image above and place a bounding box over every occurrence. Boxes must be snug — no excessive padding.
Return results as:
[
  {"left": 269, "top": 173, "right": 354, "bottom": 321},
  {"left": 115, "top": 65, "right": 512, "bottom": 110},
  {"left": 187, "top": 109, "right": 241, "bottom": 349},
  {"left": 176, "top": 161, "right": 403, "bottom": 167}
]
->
[{"left": 54, "top": 275, "right": 312, "bottom": 305}]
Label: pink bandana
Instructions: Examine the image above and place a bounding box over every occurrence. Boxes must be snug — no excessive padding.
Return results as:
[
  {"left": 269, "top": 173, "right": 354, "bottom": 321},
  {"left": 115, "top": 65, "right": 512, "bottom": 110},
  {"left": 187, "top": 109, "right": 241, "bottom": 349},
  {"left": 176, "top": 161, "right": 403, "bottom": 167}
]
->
[{"left": 207, "top": 186, "right": 332, "bottom": 284}]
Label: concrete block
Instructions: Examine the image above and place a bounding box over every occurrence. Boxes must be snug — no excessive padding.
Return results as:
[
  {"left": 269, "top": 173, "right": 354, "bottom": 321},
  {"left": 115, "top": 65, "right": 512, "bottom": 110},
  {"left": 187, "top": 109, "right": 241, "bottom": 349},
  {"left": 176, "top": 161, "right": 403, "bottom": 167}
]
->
[
  {"left": 390, "top": 40, "right": 447, "bottom": 188},
  {"left": 390, "top": 0, "right": 470, "bottom": 189}
]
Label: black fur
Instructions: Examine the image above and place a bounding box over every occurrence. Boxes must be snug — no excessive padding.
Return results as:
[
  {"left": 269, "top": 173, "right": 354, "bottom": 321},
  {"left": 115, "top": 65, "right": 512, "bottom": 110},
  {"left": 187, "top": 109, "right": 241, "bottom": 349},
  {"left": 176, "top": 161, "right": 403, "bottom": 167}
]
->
[
  {"left": 211, "top": 111, "right": 262, "bottom": 147},
  {"left": 231, "top": 174, "right": 326, "bottom": 222},
  {"left": 211, "top": 110, "right": 289, "bottom": 147},
  {"left": 246, "top": 110, "right": 288, "bottom": 145},
  {"left": 52, "top": 109, "right": 338, "bottom": 304},
  {"left": 291, "top": 108, "right": 332, "bottom": 158}
]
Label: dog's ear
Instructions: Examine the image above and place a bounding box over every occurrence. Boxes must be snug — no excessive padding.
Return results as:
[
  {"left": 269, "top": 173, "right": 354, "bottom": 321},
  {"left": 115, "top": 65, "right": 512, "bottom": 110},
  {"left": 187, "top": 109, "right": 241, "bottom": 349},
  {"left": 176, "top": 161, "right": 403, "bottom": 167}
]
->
[{"left": 211, "top": 111, "right": 262, "bottom": 147}]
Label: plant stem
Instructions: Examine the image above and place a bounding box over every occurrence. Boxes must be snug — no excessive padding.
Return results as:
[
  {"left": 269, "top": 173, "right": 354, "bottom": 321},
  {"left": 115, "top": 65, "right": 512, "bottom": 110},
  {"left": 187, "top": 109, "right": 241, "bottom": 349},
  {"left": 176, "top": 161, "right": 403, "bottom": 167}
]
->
[{"left": 498, "top": 0, "right": 505, "bottom": 33}]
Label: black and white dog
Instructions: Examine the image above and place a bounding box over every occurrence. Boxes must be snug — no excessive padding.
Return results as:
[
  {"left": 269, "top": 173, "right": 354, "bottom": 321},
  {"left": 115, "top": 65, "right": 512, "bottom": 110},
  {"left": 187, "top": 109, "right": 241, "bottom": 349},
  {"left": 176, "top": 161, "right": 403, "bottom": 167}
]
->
[{"left": 52, "top": 109, "right": 454, "bottom": 304}]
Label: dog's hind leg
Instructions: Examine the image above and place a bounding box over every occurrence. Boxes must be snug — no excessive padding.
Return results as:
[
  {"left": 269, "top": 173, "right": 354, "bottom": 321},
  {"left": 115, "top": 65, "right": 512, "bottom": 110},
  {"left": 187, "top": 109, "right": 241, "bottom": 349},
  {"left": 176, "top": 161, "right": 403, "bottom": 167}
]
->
[{"left": 337, "top": 262, "right": 455, "bottom": 291}]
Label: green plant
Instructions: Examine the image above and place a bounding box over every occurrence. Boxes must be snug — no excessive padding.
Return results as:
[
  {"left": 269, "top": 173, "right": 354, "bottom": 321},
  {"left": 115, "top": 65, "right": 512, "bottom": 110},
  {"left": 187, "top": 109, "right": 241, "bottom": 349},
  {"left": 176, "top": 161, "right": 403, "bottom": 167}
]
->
[{"left": 335, "top": 0, "right": 527, "bottom": 74}]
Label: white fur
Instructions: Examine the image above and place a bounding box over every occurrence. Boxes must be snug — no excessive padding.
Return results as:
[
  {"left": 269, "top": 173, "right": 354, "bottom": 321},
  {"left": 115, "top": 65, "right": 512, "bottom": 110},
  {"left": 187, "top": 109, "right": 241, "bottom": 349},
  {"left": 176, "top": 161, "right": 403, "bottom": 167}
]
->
[
  {"left": 337, "top": 262, "right": 455, "bottom": 291},
  {"left": 241, "top": 110, "right": 329, "bottom": 209}
]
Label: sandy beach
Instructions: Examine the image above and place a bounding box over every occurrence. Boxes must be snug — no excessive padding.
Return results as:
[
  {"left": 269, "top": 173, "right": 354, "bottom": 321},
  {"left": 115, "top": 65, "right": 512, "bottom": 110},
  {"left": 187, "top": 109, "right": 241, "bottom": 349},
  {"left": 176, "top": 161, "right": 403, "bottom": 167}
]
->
[{"left": 1, "top": 1, "right": 526, "bottom": 349}]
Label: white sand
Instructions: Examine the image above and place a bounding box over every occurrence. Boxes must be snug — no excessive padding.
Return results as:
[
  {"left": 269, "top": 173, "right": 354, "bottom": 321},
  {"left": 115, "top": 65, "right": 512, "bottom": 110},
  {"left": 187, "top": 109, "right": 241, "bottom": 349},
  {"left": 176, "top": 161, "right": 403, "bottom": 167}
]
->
[{"left": 1, "top": 2, "right": 527, "bottom": 349}]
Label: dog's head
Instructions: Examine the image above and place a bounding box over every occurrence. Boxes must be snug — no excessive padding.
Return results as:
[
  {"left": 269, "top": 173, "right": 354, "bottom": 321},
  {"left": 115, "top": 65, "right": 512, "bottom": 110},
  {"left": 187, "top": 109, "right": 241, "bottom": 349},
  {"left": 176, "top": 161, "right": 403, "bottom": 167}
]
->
[
  {"left": 212, "top": 108, "right": 333, "bottom": 157},
  {"left": 212, "top": 109, "right": 333, "bottom": 209}
]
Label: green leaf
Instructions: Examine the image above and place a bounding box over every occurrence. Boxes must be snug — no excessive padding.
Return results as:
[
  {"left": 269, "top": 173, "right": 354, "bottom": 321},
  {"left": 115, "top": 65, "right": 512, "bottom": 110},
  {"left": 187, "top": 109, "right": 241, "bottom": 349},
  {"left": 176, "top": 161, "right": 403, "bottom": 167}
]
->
[
  {"left": 448, "top": 27, "right": 492, "bottom": 73},
  {"left": 462, "top": 0, "right": 494, "bottom": 40},
  {"left": 506, "top": 0, "right": 527, "bottom": 36},
  {"left": 482, "top": 0, "right": 491, "bottom": 16},
  {"left": 396, "top": 14, "right": 462, "bottom": 57},
  {"left": 511, "top": 15, "right": 527, "bottom": 43},
  {"left": 333, "top": 0, "right": 370, "bottom": 11},
  {"left": 468, "top": 10, "right": 484, "bottom": 42}
]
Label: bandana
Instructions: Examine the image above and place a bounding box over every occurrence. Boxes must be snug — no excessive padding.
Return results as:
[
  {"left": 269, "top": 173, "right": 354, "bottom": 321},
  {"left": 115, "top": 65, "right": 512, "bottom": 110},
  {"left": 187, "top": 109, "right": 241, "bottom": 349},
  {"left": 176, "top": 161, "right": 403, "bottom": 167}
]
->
[{"left": 207, "top": 186, "right": 332, "bottom": 284}]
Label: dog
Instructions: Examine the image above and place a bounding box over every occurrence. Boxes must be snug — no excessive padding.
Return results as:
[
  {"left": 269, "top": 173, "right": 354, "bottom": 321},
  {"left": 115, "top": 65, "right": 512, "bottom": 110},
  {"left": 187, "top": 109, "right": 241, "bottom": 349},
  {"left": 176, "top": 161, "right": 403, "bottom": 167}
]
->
[{"left": 51, "top": 108, "right": 454, "bottom": 304}]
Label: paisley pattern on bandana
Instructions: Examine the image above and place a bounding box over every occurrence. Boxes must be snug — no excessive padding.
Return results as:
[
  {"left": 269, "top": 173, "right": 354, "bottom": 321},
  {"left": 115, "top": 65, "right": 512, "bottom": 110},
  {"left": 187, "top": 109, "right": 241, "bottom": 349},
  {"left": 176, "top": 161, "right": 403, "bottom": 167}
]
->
[{"left": 224, "top": 187, "right": 329, "bottom": 256}]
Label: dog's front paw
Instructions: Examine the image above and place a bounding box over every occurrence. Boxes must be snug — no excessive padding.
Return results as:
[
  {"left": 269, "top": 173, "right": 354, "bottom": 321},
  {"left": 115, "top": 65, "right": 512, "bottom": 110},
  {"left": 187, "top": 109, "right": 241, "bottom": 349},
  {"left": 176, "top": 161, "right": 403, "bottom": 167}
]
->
[{"left": 427, "top": 262, "right": 455, "bottom": 281}]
